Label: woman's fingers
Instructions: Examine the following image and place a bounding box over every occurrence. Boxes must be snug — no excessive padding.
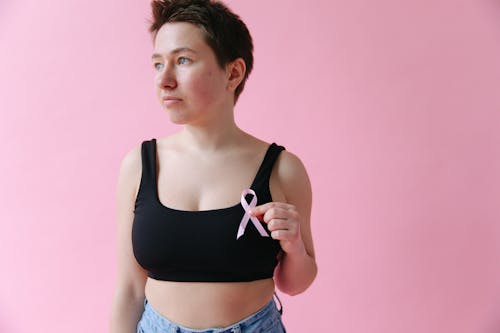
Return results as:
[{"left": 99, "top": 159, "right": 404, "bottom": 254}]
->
[
  {"left": 249, "top": 202, "right": 295, "bottom": 218},
  {"left": 249, "top": 201, "right": 303, "bottom": 252}
]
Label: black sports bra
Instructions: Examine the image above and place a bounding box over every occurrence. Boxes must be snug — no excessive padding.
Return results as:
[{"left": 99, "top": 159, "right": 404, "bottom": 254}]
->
[{"left": 132, "top": 139, "right": 285, "bottom": 282}]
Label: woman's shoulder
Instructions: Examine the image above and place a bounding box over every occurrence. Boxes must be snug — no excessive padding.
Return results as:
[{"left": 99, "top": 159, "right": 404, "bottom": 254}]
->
[
  {"left": 121, "top": 136, "right": 156, "bottom": 164},
  {"left": 120, "top": 142, "right": 142, "bottom": 174},
  {"left": 238, "top": 134, "right": 303, "bottom": 169},
  {"left": 116, "top": 142, "right": 144, "bottom": 203},
  {"left": 273, "top": 146, "right": 310, "bottom": 194}
]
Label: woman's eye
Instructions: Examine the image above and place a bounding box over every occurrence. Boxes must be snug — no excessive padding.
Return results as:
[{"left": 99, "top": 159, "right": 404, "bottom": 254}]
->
[
  {"left": 153, "top": 63, "right": 164, "bottom": 71},
  {"left": 177, "top": 57, "right": 191, "bottom": 65}
]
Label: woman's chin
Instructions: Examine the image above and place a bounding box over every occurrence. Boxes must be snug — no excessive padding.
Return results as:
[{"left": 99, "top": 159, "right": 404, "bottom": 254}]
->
[{"left": 166, "top": 112, "right": 190, "bottom": 125}]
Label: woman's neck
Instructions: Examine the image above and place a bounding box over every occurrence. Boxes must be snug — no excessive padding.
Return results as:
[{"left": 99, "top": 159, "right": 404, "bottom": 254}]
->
[{"left": 179, "top": 117, "right": 247, "bottom": 152}]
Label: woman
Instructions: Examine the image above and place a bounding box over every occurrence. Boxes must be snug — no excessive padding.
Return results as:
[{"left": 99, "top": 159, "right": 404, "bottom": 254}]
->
[{"left": 109, "top": 1, "right": 317, "bottom": 332}]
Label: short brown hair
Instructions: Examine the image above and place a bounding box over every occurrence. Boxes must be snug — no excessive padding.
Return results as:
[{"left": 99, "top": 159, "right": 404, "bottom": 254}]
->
[{"left": 149, "top": 0, "right": 253, "bottom": 102}]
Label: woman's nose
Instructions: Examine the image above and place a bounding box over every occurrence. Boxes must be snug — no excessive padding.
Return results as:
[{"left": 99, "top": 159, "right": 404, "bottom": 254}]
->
[{"left": 159, "top": 65, "right": 177, "bottom": 89}]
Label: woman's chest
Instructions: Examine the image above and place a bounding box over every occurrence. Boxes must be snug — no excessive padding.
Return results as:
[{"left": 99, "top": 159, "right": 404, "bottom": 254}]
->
[{"left": 156, "top": 153, "right": 264, "bottom": 211}]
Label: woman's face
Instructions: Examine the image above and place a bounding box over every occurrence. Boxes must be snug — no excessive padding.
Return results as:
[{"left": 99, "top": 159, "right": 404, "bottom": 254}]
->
[{"left": 151, "top": 22, "right": 230, "bottom": 125}]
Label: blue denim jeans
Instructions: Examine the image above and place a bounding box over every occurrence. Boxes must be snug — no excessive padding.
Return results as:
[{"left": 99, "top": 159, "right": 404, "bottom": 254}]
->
[{"left": 136, "top": 294, "right": 286, "bottom": 333}]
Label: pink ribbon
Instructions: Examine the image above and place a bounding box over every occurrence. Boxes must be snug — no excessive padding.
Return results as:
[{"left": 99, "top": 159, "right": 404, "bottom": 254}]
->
[{"left": 237, "top": 189, "right": 270, "bottom": 239}]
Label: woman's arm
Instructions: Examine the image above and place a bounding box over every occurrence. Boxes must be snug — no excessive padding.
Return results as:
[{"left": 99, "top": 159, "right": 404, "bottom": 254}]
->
[
  {"left": 109, "top": 146, "right": 148, "bottom": 333},
  {"left": 250, "top": 150, "right": 317, "bottom": 295}
]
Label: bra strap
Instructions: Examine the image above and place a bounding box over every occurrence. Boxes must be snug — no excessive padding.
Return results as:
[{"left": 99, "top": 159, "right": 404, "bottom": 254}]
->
[
  {"left": 250, "top": 143, "right": 286, "bottom": 195},
  {"left": 139, "top": 138, "right": 157, "bottom": 188}
]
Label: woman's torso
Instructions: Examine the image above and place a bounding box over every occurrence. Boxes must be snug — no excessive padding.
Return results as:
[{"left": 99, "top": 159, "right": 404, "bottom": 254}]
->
[
  {"left": 144, "top": 278, "right": 275, "bottom": 328},
  {"left": 133, "top": 133, "right": 286, "bottom": 329}
]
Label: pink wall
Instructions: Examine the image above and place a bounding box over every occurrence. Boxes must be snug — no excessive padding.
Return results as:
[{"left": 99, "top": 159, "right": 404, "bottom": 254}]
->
[{"left": 1, "top": 0, "right": 500, "bottom": 332}]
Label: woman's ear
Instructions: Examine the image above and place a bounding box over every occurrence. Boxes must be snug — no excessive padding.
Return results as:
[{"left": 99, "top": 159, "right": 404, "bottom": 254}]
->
[{"left": 226, "top": 58, "right": 246, "bottom": 92}]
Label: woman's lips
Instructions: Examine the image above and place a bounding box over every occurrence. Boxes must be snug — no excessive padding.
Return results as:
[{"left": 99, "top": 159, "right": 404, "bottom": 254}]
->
[{"left": 162, "top": 97, "right": 182, "bottom": 107}]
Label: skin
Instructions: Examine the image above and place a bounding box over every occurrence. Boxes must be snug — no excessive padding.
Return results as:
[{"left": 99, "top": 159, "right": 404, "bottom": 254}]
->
[{"left": 109, "top": 22, "right": 317, "bottom": 332}]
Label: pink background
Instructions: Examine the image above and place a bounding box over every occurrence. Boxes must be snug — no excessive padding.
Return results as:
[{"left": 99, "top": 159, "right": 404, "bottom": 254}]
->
[{"left": 1, "top": 0, "right": 500, "bottom": 332}]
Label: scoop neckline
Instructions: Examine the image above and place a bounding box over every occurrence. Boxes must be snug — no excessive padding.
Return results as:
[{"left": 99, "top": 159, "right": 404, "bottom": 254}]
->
[{"left": 151, "top": 139, "right": 275, "bottom": 214}]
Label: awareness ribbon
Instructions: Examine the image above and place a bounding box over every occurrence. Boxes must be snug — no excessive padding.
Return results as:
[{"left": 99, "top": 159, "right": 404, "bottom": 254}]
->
[{"left": 236, "top": 189, "right": 270, "bottom": 239}]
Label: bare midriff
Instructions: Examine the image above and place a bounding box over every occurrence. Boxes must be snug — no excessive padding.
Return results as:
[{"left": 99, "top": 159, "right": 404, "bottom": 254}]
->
[{"left": 144, "top": 277, "right": 276, "bottom": 329}]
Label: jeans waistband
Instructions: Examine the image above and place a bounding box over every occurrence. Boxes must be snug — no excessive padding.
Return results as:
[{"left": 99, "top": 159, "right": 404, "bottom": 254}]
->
[{"left": 142, "top": 294, "right": 282, "bottom": 333}]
